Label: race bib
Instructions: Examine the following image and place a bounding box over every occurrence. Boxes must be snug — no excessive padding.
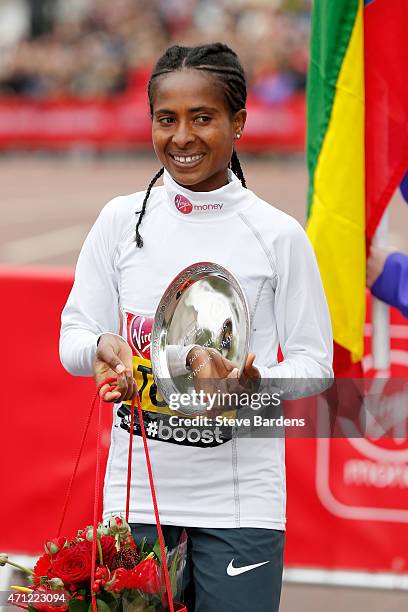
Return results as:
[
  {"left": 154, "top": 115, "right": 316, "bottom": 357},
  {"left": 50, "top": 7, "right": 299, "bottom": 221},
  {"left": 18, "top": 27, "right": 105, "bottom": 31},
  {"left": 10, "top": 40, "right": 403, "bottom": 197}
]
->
[{"left": 122, "top": 355, "right": 173, "bottom": 416}]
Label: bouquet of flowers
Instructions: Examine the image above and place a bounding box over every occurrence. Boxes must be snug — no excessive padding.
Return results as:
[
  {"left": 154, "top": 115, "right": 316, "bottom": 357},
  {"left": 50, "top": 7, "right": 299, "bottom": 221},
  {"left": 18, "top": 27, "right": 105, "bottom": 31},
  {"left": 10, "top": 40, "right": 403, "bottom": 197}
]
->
[{"left": 1, "top": 517, "right": 187, "bottom": 612}]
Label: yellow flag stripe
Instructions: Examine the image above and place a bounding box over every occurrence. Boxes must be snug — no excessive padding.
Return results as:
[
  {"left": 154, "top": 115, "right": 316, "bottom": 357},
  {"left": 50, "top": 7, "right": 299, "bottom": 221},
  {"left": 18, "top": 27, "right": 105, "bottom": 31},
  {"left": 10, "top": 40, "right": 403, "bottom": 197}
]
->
[{"left": 307, "top": 1, "right": 365, "bottom": 362}]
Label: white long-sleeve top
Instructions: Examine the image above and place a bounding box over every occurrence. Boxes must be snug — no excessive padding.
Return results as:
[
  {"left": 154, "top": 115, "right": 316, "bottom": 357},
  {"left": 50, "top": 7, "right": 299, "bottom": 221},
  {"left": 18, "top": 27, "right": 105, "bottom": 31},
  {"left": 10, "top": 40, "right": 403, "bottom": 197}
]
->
[{"left": 60, "top": 169, "right": 333, "bottom": 530}]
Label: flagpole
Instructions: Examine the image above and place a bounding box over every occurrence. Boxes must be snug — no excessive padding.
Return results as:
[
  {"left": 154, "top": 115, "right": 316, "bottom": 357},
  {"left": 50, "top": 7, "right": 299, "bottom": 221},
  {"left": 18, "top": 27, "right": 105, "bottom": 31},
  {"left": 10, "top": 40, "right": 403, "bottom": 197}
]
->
[{"left": 371, "top": 209, "right": 390, "bottom": 371}]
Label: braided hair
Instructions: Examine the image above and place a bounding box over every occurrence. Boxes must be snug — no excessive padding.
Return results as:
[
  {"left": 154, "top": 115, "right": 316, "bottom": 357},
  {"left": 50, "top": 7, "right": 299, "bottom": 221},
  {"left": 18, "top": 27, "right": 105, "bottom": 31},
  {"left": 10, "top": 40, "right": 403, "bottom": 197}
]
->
[{"left": 136, "top": 42, "right": 247, "bottom": 247}]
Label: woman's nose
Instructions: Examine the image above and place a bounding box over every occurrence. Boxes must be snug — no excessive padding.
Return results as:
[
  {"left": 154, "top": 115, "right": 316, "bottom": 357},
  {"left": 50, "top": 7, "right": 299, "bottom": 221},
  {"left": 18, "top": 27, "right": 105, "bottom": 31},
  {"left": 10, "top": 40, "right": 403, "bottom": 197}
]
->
[{"left": 172, "top": 122, "right": 195, "bottom": 148}]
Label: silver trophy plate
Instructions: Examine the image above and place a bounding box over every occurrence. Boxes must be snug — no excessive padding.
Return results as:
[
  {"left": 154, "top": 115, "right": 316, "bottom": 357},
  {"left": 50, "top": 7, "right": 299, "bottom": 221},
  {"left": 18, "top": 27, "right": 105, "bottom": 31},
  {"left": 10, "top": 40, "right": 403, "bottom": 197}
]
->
[{"left": 151, "top": 262, "right": 250, "bottom": 414}]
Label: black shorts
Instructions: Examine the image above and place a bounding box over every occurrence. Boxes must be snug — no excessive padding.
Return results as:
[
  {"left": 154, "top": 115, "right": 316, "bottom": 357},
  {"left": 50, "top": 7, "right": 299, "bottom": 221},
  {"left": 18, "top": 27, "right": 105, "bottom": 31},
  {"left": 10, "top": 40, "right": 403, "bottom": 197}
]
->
[{"left": 130, "top": 523, "right": 284, "bottom": 612}]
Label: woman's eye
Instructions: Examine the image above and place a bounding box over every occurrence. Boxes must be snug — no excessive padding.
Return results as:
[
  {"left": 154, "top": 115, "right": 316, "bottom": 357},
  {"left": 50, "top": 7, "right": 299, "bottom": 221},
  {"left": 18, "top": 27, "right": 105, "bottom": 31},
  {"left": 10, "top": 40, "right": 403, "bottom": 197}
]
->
[
  {"left": 195, "top": 115, "right": 211, "bottom": 124},
  {"left": 159, "top": 117, "right": 175, "bottom": 125}
]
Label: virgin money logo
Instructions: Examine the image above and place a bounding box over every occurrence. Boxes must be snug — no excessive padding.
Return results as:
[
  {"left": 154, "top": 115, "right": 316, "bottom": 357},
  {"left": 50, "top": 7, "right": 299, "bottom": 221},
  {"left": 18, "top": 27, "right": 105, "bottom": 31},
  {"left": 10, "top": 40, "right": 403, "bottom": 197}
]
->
[
  {"left": 174, "top": 194, "right": 224, "bottom": 214},
  {"left": 128, "top": 315, "right": 152, "bottom": 359},
  {"left": 175, "top": 194, "right": 193, "bottom": 214}
]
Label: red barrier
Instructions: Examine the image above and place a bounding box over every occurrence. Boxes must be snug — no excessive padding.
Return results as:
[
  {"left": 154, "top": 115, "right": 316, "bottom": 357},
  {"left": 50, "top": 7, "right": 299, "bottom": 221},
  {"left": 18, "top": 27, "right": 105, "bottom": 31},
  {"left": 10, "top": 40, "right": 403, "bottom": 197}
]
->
[
  {"left": 1, "top": 267, "right": 407, "bottom": 575},
  {"left": 286, "top": 436, "right": 408, "bottom": 572},
  {"left": 0, "top": 94, "right": 305, "bottom": 152},
  {"left": 285, "top": 302, "right": 408, "bottom": 573},
  {"left": 0, "top": 266, "right": 112, "bottom": 554}
]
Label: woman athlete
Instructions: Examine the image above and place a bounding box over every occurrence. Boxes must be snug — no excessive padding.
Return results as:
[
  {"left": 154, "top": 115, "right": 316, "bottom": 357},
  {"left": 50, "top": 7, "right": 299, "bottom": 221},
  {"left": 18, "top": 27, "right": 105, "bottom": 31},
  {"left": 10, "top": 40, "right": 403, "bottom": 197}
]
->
[{"left": 60, "top": 43, "right": 333, "bottom": 612}]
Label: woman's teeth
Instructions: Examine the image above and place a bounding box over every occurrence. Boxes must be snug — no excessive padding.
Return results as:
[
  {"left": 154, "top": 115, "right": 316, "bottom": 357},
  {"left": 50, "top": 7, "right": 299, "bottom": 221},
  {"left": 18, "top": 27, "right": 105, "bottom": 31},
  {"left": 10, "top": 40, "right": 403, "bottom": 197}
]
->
[{"left": 173, "top": 154, "right": 204, "bottom": 164}]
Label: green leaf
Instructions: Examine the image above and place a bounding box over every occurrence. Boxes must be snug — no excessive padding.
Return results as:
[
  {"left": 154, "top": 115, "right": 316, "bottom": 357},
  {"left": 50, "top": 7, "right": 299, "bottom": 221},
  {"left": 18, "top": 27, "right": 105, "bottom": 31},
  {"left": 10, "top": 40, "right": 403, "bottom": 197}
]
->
[
  {"left": 87, "top": 598, "right": 111, "bottom": 612},
  {"left": 99, "top": 593, "right": 119, "bottom": 608},
  {"left": 69, "top": 599, "right": 89, "bottom": 612},
  {"left": 152, "top": 539, "right": 163, "bottom": 564},
  {"left": 168, "top": 553, "right": 178, "bottom": 599},
  {"left": 138, "top": 537, "right": 146, "bottom": 556}
]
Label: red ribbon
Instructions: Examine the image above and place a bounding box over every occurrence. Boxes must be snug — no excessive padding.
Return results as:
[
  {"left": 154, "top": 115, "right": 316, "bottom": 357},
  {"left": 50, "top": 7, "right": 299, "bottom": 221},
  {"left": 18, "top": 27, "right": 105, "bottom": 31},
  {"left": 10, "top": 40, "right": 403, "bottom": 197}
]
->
[{"left": 59, "top": 378, "right": 176, "bottom": 612}]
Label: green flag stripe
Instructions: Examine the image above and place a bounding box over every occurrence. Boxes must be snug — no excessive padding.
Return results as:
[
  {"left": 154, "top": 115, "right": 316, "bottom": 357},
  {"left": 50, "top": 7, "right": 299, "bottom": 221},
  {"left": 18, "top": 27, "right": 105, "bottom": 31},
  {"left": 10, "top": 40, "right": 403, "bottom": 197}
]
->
[{"left": 307, "top": 0, "right": 360, "bottom": 216}]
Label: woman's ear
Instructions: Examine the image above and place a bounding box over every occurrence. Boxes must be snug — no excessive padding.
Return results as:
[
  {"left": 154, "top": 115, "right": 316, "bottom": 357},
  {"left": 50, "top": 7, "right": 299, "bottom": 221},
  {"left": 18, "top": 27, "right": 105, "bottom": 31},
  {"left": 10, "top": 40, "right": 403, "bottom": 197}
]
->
[{"left": 233, "top": 109, "right": 247, "bottom": 138}]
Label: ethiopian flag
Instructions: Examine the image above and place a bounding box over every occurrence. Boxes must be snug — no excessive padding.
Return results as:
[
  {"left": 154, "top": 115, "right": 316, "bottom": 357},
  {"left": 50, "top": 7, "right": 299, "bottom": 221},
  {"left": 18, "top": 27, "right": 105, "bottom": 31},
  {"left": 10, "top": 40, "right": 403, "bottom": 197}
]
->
[{"left": 306, "top": 0, "right": 408, "bottom": 369}]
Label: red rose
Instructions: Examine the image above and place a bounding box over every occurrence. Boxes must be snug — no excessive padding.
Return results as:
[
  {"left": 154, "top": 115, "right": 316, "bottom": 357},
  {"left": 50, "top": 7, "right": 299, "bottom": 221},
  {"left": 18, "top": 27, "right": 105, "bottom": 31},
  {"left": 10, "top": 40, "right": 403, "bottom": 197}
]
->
[
  {"left": 33, "top": 554, "right": 52, "bottom": 586},
  {"left": 50, "top": 541, "right": 92, "bottom": 585},
  {"left": 100, "top": 536, "right": 116, "bottom": 567}
]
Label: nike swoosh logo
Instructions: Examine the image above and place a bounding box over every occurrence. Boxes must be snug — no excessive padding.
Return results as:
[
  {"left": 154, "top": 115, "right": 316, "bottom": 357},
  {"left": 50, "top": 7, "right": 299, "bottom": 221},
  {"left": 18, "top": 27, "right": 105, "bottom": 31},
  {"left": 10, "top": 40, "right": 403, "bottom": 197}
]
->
[{"left": 226, "top": 559, "right": 270, "bottom": 576}]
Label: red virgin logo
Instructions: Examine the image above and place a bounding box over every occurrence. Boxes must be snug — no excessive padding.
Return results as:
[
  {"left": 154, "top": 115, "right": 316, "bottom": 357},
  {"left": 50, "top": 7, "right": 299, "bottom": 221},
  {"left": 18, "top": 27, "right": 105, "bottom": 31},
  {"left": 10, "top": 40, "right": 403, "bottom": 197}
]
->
[
  {"left": 127, "top": 314, "right": 152, "bottom": 359},
  {"left": 175, "top": 194, "right": 193, "bottom": 214}
]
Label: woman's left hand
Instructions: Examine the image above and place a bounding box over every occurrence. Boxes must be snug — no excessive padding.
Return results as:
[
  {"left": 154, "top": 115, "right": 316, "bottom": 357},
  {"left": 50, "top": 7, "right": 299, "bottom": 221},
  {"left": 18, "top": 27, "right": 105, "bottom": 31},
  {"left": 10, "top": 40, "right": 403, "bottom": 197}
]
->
[
  {"left": 227, "top": 352, "right": 261, "bottom": 393},
  {"left": 186, "top": 348, "right": 260, "bottom": 408}
]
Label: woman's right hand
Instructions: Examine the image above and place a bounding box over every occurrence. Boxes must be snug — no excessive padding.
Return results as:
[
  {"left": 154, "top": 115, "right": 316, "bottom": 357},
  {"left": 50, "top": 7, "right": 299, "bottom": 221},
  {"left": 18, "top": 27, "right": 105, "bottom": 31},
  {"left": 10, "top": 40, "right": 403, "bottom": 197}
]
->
[{"left": 93, "top": 334, "right": 137, "bottom": 403}]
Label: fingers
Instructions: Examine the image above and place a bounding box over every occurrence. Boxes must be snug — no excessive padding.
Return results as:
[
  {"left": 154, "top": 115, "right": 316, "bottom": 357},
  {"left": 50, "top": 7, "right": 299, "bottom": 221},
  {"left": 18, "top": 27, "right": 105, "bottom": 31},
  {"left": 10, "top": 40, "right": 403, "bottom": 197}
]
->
[
  {"left": 244, "top": 352, "right": 256, "bottom": 371},
  {"left": 366, "top": 246, "right": 390, "bottom": 288},
  {"left": 227, "top": 368, "right": 239, "bottom": 379},
  {"left": 95, "top": 334, "right": 137, "bottom": 403},
  {"left": 99, "top": 382, "right": 122, "bottom": 403},
  {"left": 117, "top": 343, "right": 135, "bottom": 384},
  {"left": 97, "top": 347, "right": 127, "bottom": 377},
  {"left": 206, "top": 348, "right": 236, "bottom": 377},
  {"left": 243, "top": 353, "right": 260, "bottom": 379},
  {"left": 115, "top": 361, "right": 137, "bottom": 402},
  {"left": 236, "top": 353, "right": 260, "bottom": 394},
  {"left": 219, "top": 354, "right": 237, "bottom": 373},
  {"left": 366, "top": 252, "right": 377, "bottom": 288},
  {"left": 246, "top": 352, "right": 256, "bottom": 368},
  {"left": 96, "top": 362, "right": 131, "bottom": 402},
  {"left": 114, "top": 366, "right": 137, "bottom": 402},
  {"left": 98, "top": 375, "right": 137, "bottom": 403}
]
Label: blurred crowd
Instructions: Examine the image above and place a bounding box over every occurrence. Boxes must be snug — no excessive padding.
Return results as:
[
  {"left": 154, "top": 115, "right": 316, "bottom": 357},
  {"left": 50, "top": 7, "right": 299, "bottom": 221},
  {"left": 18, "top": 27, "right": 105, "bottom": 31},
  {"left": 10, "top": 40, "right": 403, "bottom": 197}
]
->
[{"left": 0, "top": 0, "right": 311, "bottom": 104}]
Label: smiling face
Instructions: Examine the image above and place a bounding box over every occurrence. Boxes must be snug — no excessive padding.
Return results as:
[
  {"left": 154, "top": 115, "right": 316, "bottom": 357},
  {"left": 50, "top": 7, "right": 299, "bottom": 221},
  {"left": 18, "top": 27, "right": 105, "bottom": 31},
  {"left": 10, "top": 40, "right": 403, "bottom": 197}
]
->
[{"left": 151, "top": 69, "right": 246, "bottom": 192}]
